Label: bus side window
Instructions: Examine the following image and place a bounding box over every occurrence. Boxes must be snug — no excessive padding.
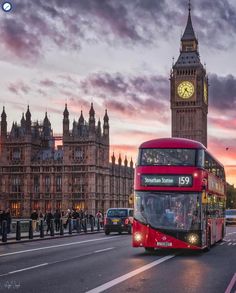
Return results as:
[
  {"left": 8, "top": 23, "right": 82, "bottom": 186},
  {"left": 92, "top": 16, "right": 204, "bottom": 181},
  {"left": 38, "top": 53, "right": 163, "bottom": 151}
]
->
[{"left": 197, "top": 149, "right": 204, "bottom": 167}]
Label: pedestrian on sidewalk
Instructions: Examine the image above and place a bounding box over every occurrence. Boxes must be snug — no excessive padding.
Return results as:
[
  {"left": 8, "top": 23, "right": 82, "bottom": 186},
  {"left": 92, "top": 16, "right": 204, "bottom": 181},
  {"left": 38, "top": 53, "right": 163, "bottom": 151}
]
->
[
  {"left": 65, "top": 209, "right": 72, "bottom": 229},
  {"left": 44, "top": 210, "right": 54, "bottom": 235},
  {"left": 54, "top": 209, "right": 61, "bottom": 232},
  {"left": 31, "top": 210, "right": 39, "bottom": 232},
  {"left": 71, "top": 209, "right": 78, "bottom": 230},
  {"left": 5, "top": 209, "right": 12, "bottom": 234},
  {"left": 96, "top": 210, "right": 103, "bottom": 228}
]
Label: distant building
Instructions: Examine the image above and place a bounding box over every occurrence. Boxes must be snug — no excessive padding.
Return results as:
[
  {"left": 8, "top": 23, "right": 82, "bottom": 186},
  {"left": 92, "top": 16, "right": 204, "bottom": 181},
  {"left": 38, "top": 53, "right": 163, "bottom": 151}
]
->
[
  {"left": 170, "top": 4, "right": 208, "bottom": 147},
  {"left": 0, "top": 104, "right": 134, "bottom": 217}
]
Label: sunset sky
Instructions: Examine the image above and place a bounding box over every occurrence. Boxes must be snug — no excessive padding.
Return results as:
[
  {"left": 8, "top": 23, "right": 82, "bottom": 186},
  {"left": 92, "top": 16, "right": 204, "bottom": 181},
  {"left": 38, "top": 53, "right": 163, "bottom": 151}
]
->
[{"left": 0, "top": 0, "right": 236, "bottom": 185}]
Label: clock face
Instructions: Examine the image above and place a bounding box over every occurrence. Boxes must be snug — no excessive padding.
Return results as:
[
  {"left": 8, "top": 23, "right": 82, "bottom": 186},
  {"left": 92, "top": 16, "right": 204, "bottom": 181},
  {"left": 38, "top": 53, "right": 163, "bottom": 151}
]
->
[
  {"left": 177, "top": 81, "right": 194, "bottom": 99},
  {"left": 204, "top": 82, "right": 208, "bottom": 103}
]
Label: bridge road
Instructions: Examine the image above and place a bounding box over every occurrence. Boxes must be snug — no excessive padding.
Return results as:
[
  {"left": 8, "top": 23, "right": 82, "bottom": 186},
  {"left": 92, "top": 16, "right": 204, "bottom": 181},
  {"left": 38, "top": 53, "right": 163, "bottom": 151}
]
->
[{"left": 0, "top": 227, "right": 235, "bottom": 293}]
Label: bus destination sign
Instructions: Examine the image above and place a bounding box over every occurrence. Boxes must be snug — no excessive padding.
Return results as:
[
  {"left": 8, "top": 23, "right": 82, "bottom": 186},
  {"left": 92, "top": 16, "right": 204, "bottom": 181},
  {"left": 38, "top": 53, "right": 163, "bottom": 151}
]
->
[{"left": 141, "top": 175, "right": 193, "bottom": 187}]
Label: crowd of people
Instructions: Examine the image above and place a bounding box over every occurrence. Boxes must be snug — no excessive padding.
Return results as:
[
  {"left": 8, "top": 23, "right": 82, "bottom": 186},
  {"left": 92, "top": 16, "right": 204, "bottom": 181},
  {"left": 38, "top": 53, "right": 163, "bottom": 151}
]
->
[
  {"left": 30, "top": 209, "right": 104, "bottom": 234},
  {"left": 0, "top": 208, "right": 104, "bottom": 236}
]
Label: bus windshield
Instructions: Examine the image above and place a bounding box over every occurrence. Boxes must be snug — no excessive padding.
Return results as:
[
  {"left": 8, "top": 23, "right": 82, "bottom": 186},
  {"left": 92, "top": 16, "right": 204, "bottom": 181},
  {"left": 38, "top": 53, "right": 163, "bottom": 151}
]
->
[
  {"left": 134, "top": 191, "right": 201, "bottom": 231},
  {"left": 139, "top": 148, "right": 196, "bottom": 166}
]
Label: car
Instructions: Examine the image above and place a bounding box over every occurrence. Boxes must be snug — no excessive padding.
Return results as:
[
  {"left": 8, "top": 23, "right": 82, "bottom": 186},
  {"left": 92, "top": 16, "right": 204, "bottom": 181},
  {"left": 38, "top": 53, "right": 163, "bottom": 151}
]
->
[
  {"left": 225, "top": 209, "right": 236, "bottom": 225},
  {"left": 104, "top": 208, "right": 134, "bottom": 235}
]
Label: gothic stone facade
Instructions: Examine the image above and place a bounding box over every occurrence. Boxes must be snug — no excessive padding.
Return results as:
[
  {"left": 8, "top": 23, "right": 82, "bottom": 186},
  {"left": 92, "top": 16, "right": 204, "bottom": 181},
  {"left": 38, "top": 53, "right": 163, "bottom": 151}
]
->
[
  {"left": 170, "top": 6, "right": 208, "bottom": 147},
  {"left": 0, "top": 104, "right": 134, "bottom": 217}
]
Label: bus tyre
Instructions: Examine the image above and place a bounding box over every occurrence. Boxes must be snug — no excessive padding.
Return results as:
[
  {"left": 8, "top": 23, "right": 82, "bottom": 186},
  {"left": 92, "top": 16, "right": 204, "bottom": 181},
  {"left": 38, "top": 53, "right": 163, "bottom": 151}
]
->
[
  {"left": 105, "top": 229, "right": 110, "bottom": 235},
  {"left": 145, "top": 247, "right": 155, "bottom": 253}
]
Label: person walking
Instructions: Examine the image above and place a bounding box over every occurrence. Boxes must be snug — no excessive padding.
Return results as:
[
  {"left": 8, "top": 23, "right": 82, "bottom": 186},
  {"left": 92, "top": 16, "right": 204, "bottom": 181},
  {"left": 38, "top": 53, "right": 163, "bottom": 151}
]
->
[
  {"left": 54, "top": 209, "right": 61, "bottom": 232},
  {"left": 5, "top": 208, "right": 12, "bottom": 234},
  {"left": 44, "top": 210, "right": 54, "bottom": 235},
  {"left": 31, "top": 210, "right": 39, "bottom": 232},
  {"left": 65, "top": 209, "right": 72, "bottom": 230},
  {"left": 71, "top": 209, "right": 78, "bottom": 230},
  {"left": 96, "top": 210, "right": 103, "bottom": 228}
]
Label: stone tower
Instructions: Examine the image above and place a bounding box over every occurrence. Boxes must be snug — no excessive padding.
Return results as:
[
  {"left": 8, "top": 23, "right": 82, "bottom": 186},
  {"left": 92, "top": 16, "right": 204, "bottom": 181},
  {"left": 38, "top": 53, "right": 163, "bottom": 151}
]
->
[{"left": 170, "top": 3, "right": 208, "bottom": 147}]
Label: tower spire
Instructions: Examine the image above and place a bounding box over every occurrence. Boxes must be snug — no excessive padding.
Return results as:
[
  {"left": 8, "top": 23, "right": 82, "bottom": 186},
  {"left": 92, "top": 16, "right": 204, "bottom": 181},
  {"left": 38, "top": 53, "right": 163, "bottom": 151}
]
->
[{"left": 181, "top": 1, "right": 196, "bottom": 42}]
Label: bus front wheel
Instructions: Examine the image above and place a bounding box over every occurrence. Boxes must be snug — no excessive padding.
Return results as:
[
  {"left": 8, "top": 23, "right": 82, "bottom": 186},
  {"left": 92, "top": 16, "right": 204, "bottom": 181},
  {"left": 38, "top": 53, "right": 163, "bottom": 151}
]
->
[{"left": 145, "top": 247, "right": 155, "bottom": 253}]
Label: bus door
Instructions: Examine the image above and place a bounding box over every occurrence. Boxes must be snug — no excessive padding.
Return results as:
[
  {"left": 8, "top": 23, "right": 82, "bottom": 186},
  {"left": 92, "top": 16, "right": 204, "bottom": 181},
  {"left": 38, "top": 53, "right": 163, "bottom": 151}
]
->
[
  {"left": 207, "top": 194, "right": 217, "bottom": 244},
  {"left": 201, "top": 191, "right": 208, "bottom": 247}
]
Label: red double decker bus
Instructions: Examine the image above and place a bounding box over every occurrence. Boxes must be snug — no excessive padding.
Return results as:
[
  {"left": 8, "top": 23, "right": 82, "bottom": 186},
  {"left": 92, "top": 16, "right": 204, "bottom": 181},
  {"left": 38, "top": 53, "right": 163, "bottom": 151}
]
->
[{"left": 132, "top": 138, "right": 226, "bottom": 251}]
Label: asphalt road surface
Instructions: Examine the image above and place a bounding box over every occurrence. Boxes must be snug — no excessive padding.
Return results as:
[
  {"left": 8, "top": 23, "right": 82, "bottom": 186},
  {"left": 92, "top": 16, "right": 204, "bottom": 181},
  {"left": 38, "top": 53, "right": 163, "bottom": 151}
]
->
[{"left": 0, "top": 226, "right": 235, "bottom": 293}]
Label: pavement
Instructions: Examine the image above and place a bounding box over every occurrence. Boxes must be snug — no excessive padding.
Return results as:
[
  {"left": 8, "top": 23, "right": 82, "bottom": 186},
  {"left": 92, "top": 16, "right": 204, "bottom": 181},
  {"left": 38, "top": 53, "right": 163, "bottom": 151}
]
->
[{"left": 0, "top": 226, "right": 103, "bottom": 245}]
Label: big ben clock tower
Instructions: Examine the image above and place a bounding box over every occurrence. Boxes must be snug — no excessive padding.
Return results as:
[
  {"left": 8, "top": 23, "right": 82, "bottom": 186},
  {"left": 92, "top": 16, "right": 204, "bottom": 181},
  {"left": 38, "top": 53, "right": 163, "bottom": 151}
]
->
[{"left": 170, "top": 3, "right": 208, "bottom": 147}]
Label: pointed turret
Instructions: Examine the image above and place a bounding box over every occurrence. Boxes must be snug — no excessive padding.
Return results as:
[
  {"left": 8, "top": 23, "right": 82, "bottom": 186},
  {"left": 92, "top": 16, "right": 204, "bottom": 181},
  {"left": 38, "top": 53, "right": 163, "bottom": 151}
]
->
[
  {"left": 63, "top": 103, "right": 69, "bottom": 119},
  {"left": 21, "top": 113, "right": 26, "bottom": 127},
  {"left": 103, "top": 109, "right": 109, "bottom": 136},
  {"left": 43, "top": 112, "right": 51, "bottom": 126},
  {"left": 25, "top": 105, "right": 31, "bottom": 134},
  {"left": 89, "top": 103, "right": 95, "bottom": 133},
  {"left": 111, "top": 152, "right": 115, "bottom": 164},
  {"left": 118, "top": 154, "right": 122, "bottom": 165},
  {"left": 124, "top": 156, "right": 128, "bottom": 167},
  {"left": 26, "top": 105, "right": 31, "bottom": 120},
  {"left": 78, "top": 110, "right": 84, "bottom": 125},
  {"left": 97, "top": 118, "right": 101, "bottom": 137},
  {"left": 130, "top": 157, "right": 133, "bottom": 169},
  {"left": 43, "top": 112, "right": 52, "bottom": 138},
  {"left": 1, "top": 106, "right": 6, "bottom": 120},
  {"left": 1, "top": 106, "right": 7, "bottom": 138},
  {"left": 63, "top": 104, "right": 70, "bottom": 137}
]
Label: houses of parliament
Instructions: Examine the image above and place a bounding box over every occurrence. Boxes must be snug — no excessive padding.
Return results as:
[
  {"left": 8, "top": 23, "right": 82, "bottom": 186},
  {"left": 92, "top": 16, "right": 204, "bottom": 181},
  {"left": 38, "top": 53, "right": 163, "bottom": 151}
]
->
[{"left": 0, "top": 104, "right": 134, "bottom": 217}]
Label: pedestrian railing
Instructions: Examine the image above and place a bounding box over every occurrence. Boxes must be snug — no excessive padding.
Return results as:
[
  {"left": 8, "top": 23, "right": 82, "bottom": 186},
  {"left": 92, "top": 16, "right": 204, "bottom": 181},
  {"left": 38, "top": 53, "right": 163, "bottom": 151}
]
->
[{"left": 0, "top": 218, "right": 103, "bottom": 243}]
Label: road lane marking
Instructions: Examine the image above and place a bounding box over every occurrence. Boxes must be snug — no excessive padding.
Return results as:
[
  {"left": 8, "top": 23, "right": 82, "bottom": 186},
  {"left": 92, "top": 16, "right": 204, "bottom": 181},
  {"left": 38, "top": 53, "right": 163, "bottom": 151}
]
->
[
  {"left": 94, "top": 247, "right": 114, "bottom": 253},
  {"left": 0, "top": 246, "right": 116, "bottom": 278},
  {"left": 226, "top": 232, "right": 236, "bottom": 236},
  {"left": 86, "top": 255, "right": 175, "bottom": 293},
  {"left": 228, "top": 243, "right": 232, "bottom": 245},
  {"left": 0, "top": 263, "right": 48, "bottom": 277},
  {"left": 225, "top": 272, "right": 236, "bottom": 293},
  {"left": 219, "top": 242, "right": 225, "bottom": 245},
  {"left": 0, "top": 236, "right": 120, "bottom": 258}
]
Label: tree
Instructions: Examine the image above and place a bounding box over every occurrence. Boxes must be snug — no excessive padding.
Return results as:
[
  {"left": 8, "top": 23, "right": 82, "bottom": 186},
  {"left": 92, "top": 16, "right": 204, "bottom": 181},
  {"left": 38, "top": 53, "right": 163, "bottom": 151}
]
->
[{"left": 226, "top": 183, "right": 236, "bottom": 209}]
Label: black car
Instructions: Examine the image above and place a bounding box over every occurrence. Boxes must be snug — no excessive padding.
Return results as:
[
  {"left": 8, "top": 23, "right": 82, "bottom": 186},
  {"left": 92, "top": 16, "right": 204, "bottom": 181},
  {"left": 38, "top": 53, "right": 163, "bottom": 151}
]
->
[{"left": 104, "top": 208, "right": 133, "bottom": 235}]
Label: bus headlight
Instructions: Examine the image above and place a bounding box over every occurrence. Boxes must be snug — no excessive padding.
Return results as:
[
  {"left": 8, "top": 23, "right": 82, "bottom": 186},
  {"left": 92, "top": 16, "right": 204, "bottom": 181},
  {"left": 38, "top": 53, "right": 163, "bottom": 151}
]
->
[
  {"left": 134, "top": 233, "right": 142, "bottom": 242},
  {"left": 187, "top": 233, "right": 199, "bottom": 245}
]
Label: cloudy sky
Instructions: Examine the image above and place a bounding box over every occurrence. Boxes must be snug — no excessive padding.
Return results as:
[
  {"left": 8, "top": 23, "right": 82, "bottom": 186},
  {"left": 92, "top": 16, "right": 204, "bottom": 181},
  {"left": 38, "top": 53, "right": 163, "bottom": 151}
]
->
[{"left": 0, "top": 0, "right": 236, "bottom": 185}]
